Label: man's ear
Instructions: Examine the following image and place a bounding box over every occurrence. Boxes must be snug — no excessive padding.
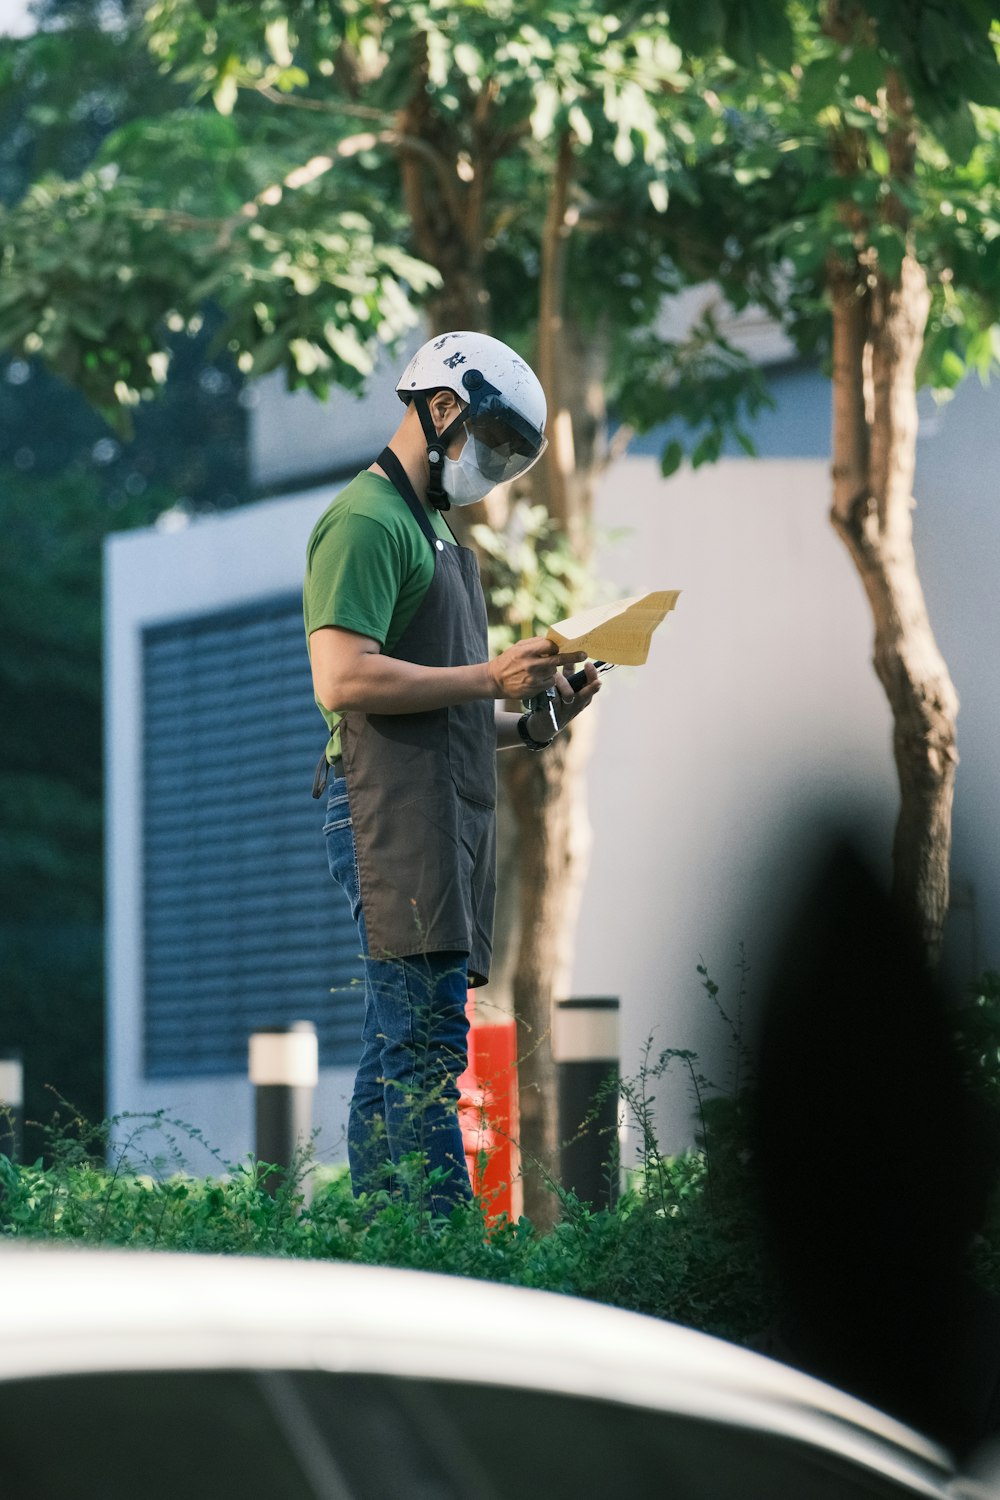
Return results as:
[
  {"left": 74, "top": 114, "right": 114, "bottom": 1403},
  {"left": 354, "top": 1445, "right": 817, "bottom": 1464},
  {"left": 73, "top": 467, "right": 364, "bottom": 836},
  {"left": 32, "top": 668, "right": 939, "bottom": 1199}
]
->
[{"left": 429, "top": 389, "right": 462, "bottom": 433}]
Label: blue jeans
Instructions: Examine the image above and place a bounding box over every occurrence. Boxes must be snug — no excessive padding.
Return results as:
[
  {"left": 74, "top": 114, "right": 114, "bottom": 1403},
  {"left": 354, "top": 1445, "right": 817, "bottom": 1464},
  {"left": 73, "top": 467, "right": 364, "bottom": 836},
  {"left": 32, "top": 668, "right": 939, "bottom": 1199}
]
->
[{"left": 323, "top": 775, "right": 473, "bottom": 1215}]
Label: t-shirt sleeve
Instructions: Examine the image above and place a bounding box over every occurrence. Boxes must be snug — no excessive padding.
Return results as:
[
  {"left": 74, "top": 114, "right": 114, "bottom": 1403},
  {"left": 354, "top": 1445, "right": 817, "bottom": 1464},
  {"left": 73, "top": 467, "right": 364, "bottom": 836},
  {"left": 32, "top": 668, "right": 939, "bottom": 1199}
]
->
[{"left": 304, "top": 508, "right": 406, "bottom": 646}]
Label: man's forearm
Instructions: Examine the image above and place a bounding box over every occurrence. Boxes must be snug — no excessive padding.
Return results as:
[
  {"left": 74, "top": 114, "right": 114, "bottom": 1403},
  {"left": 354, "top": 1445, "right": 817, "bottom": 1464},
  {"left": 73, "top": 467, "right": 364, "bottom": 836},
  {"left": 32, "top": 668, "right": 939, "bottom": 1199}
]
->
[
  {"left": 318, "top": 652, "right": 497, "bottom": 715},
  {"left": 310, "top": 625, "right": 584, "bottom": 717},
  {"left": 496, "top": 705, "right": 555, "bottom": 750}
]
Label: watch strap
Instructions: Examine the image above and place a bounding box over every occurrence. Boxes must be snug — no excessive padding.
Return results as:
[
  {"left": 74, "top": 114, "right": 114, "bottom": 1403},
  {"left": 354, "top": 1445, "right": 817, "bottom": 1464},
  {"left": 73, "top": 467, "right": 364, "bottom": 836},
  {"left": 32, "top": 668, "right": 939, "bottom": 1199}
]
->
[{"left": 517, "top": 711, "right": 554, "bottom": 751}]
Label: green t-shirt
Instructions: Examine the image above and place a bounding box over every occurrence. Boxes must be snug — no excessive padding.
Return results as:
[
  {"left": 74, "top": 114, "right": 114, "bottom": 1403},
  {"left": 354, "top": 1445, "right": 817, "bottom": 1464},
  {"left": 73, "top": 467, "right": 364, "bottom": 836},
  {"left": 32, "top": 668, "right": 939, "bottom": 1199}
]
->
[{"left": 303, "top": 469, "right": 455, "bottom": 759}]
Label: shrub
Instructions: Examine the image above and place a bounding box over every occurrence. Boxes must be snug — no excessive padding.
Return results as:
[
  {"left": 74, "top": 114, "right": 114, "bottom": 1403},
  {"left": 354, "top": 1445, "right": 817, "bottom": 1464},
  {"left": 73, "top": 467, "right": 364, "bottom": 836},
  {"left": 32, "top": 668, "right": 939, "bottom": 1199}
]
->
[{"left": 0, "top": 960, "right": 769, "bottom": 1348}]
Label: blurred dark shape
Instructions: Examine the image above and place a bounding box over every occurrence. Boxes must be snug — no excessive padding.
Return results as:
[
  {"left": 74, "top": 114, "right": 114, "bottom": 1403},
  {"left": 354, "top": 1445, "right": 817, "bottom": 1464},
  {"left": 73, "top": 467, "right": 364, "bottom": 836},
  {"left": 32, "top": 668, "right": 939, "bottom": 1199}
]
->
[{"left": 754, "top": 840, "right": 1000, "bottom": 1458}]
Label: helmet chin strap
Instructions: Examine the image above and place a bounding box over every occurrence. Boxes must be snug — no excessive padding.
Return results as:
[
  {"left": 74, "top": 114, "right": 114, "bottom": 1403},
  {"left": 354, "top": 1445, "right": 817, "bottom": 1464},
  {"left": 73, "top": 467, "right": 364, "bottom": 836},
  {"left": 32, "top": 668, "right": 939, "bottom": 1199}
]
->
[{"left": 414, "top": 391, "right": 470, "bottom": 511}]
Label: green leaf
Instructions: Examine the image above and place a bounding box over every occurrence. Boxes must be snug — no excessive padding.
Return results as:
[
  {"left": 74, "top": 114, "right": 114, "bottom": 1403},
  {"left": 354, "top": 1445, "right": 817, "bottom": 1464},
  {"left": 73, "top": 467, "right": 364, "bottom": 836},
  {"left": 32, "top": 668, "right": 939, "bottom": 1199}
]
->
[
  {"left": 868, "top": 137, "right": 890, "bottom": 176},
  {"left": 785, "top": 231, "right": 825, "bottom": 277},
  {"left": 871, "top": 223, "right": 905, "bottom": 283},
  {"left": 264, "top": 19, "right": 293, "bottom": 69},
  {"left": 212, "top": 71, "right": 238, "bottom": 118},
  {"left": 648, "top": 178, "right": 669, "bottom": 213},
  {"left": 691, "top": 429, "right": 723, "bottom": 468},
  {"left": 724, "top": 4, "right": 794, "bottom": 71},
  {"left": 921, "top": 94, "right": 978, "bottom": 165},
  {"left": 323, "top": 321, "right": 375, "bottom": 376},
  {"left": 568, "top": 104, "right": 593, "bottom": 148},
  {"left": 659, "top": 440, "right": 684, "bottom": 478},
  {"left": 274, "top": 66, "right": 309, "bottom": 93},
  {"left": 844, "top": 48, "right": 884, "bottom": 104},
  {"left": 746, "top": 5, "right": 795, "bottom": 71},
  {"left": 799, "top": 54, "right": 846, "bottom": 113},
  {"left": 530, "top": 82, "right": 558, "bottom": 142},
  {"left": 453, "top": 43, "right": 482, "bottom": 80},
  {"left": 960, "top": 55, "right": 1000, "bottom": 111},
  {"left": 938, "top": 348, "right": 966, "bottom": 388},
  {"left": 919, "top": 9, "right": 969, "bottom": 78},
  {"left": 964, "top": 326, "right": 995, "bottom": 377}
]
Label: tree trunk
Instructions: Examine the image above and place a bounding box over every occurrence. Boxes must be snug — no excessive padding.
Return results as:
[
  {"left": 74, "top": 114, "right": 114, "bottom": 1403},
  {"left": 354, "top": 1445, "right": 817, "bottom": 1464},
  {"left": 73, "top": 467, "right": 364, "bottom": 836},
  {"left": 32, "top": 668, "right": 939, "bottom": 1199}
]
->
[
  {"left": 497, "top": 127, "right": 614, "bottom": 1222},
  {"left": 502, "top": 709, "right": 598, "bottom": 1213},
  {"left": 488, "top": 311, "right": 608, "bottom": 1230},
  {"left": 828, "top": 255, "right": 959, "bottom": 961}
]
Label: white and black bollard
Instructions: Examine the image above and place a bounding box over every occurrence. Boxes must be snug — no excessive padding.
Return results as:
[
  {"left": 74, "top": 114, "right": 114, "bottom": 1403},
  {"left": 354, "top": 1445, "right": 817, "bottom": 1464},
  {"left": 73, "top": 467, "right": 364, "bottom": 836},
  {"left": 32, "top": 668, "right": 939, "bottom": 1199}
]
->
[
  {"left": 555, "top": 998, "right": 620, "bottom": 1210},
  {"left": 0, "top": 1052, "right": 24, "bottom": 1162},
  {"left": 248, "top": 1022, "right": 318, "bottom": 1200}
]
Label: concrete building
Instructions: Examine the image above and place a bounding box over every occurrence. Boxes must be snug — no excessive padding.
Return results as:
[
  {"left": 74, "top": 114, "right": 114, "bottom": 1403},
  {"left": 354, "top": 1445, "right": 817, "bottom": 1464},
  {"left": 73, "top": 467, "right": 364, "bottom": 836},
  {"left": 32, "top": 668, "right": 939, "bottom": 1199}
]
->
[{"left": 104, "top": 354, "right": 1000, "bottom": 1167}]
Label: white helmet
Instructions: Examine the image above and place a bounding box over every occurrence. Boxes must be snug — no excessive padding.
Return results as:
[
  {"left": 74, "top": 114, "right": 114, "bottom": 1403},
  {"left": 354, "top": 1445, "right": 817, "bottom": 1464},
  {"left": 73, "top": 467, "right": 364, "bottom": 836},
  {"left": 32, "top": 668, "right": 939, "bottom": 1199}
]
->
[{"left": 396, "top": 331, "right": 548, "bottom": 508}]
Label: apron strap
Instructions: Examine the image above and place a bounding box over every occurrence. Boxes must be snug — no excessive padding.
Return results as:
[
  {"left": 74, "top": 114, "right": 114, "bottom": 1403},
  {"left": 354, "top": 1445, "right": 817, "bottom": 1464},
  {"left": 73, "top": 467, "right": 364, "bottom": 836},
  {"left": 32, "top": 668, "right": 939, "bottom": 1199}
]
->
[
  {"left": 376, "top": 446, "right": 457, "bottom": 550},
  {"left": 310, "top": 453, "right": 453, "bottom": 798}
]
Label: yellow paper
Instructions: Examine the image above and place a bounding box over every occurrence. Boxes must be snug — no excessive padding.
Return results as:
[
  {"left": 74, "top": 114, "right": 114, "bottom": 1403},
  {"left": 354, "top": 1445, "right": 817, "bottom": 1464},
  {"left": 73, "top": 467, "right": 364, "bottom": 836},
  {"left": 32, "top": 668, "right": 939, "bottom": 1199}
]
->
[{"left": 546, "top": 590, "right": 680, "bottom": 666}]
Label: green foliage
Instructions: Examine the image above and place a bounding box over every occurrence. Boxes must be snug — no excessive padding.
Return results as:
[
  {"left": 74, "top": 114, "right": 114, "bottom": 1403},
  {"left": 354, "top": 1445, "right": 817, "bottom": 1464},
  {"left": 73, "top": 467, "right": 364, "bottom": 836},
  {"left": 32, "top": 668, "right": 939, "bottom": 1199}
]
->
[
  {"left": 5, "top": 0, "right": 1000, "bottom": 443},
  {"left": 0, "top": 0, "right": 698, "bottom": 416},
  {"left": 666, "top": 0, "right": 794, "bottom": 73},
  {"left": 0, "top": 2, "right": 180, "bottom": 206},
  {"left": 17, "top": 960, "right": 1000, "bottom": 1350},
  {"left": 0, "top": 1124, "right": 766, "bottom": 1342},
  {"left": 950, "top": 974, "right": 1000, "bottom": 1298},
  {"left": 0, "top": 0, "right": 817, "bottom": 458},
  {"left": 0, "top": 461, "right": 179, "bottom": 1140},
  {"left": 614, "top": 315, "right": 776, "bottom": 476},
  {"left": 953, "top": 970, "right": 1000, "bottom": 1116},
  {"left": 692, "top": 4, "right": 1000, "bottom": 403},
  {"left": 469, "top": 502, "right": 596, "bottom": 652},
  {"left": 0, "top": 958, "right": 768, "bottom": 1346},
  {"left": 8, "top": 964, "right": 1000, "bottom": 1379},
  {"left": 0, "top": 464, "right": 170, "bottom": 922},
  {"left": 0, "top": 163, "right": 435, "bottom": 430},
  {"left": 0, "top": 937, "right": 104, "bottom": 1162}
]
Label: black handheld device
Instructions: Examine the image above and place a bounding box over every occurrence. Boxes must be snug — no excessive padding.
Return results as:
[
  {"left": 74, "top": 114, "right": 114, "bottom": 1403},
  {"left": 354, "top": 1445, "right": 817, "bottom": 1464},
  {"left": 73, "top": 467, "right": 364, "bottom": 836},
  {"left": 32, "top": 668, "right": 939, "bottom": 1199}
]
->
[
  {"left": 524, "top": 661, "right": 614, "bottom": 732},
  {"left": 566, "top": 660, "right": 614, "bottom": 693}
]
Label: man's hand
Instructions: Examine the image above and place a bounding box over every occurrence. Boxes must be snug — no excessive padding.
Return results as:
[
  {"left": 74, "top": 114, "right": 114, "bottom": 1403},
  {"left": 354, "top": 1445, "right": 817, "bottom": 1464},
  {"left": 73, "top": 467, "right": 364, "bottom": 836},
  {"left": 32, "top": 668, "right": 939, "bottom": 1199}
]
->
[
  {"left": 551, "top": 659, "right": 602, "bottom": 729},
  {"left": 487, "top": 637, "right": 587, "bottom": 700},
  {"left": 503, "top": 658, "right": 602, "bottom": 750}
]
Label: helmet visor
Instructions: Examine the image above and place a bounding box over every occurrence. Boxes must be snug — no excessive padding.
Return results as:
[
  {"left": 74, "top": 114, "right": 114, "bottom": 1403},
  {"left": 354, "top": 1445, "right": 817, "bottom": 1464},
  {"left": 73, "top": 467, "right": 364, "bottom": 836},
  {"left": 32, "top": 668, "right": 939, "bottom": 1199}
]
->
[{"left": 464, "top": 391, "right": 547, "bottom": 485}]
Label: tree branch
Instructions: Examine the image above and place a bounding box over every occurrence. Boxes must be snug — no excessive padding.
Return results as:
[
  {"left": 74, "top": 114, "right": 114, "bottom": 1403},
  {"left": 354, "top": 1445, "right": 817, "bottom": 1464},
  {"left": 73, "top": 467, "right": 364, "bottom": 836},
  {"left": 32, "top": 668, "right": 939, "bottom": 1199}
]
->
[
  {"left": 883, "top": 67, "right": 917, "bottom": 231},
  {"left": 128, "top": 137, "right": 379, "bottom": 251},
  {"left": 393, "top": 36, "right": 470, "bottom": 258},
  {"left": 535, "top": 130, "right": 576, "bottom": 529},
  {"left": 253, "top": 83, "right": 388, "bottom": 121},
  {"left": 255, "top": 78, "right": 467, "bottom": 230},
  {"left": 828, "top": 262, "right": 872, "bottom": 540},
  {"left": 464, "top": 77, "right": 500, "bottom": 262}
]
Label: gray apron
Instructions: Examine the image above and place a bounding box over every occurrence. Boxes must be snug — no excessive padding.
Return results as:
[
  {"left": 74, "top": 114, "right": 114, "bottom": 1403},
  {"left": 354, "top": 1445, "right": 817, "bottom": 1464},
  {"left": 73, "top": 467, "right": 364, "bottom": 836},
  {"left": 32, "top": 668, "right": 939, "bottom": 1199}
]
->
[{"left": 339, "top": 448, "right": 497, "bottom": 985}]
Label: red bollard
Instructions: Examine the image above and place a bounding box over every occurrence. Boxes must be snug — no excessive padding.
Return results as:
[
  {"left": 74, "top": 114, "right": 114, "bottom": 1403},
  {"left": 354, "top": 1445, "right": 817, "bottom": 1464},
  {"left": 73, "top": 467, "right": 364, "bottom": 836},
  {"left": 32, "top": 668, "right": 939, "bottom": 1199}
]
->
[{"left": 457, "top": 993, "right": 522, "bottom": 1224}]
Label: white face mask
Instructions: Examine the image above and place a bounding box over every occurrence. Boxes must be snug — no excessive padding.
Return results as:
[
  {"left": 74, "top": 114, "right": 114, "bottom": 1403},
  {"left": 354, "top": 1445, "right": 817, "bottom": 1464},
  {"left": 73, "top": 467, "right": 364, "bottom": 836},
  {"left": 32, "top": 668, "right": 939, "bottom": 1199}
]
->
[{"left": 441, "top": 433, "right": 496, "bottom": 505}]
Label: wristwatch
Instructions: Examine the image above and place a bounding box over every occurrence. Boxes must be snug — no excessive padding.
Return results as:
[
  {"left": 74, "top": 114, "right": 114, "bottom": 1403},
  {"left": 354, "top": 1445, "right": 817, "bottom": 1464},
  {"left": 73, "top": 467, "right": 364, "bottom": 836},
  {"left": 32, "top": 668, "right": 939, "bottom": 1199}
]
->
[{"left": 516, "top": 710, "right": 555, "bottom": 751}]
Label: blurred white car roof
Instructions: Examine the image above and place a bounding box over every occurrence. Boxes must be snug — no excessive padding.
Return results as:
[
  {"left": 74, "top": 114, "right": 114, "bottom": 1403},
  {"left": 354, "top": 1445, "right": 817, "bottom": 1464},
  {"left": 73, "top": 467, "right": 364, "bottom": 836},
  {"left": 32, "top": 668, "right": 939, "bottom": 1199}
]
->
[{"left": 0, "top": 1245, "right": 986, "bottom": 1499}]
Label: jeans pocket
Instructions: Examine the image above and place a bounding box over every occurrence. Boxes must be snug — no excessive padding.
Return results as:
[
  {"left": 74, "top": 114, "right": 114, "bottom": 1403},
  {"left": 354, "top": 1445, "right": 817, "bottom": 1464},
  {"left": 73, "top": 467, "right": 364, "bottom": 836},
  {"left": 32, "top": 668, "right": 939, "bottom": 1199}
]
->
[
  {"left": 325, "top": 792, "right": 364, "bottom": 930},
  {"left": 322, "top": 786, "right": 351, "bottom": 835}
]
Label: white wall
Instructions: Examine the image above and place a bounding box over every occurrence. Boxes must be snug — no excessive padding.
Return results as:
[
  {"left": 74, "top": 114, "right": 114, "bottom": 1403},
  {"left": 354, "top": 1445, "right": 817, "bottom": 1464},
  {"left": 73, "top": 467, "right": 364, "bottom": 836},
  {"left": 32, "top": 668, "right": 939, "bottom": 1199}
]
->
[
  {"left": 572, "top": 458, "right": 899, "bottom": 1150},
  {"left": 912, "top": 379, "right": 1000, "bottom": 985}
]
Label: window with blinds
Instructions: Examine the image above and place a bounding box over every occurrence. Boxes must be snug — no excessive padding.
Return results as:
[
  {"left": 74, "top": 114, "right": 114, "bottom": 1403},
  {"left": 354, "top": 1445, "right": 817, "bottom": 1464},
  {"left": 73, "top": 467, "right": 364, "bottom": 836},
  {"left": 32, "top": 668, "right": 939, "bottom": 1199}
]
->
[{"left": 142, "top": 596, "right": 363, "bottom": 1078}]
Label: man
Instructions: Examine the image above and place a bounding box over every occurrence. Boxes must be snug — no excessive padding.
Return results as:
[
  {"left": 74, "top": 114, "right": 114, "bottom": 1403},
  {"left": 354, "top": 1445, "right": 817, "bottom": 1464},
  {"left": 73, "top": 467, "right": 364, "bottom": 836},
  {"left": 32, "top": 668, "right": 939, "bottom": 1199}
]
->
[{"left": 304, "top": 331, "right": 601, "bottom": 1213}]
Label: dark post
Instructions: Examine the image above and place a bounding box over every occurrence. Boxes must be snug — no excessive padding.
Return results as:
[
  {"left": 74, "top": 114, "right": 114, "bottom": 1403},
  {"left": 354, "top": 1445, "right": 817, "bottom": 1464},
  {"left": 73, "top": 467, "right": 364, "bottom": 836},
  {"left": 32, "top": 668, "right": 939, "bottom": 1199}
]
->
[
  {"left": 0, "top": 1051, "right": 24, "bottom": 1162},
  {"left": 555, "top": 998, "right": 620, "bottom": 1209},
  {"left": 248, "top": 1022, "right": 318, "bottom": 1200}
]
